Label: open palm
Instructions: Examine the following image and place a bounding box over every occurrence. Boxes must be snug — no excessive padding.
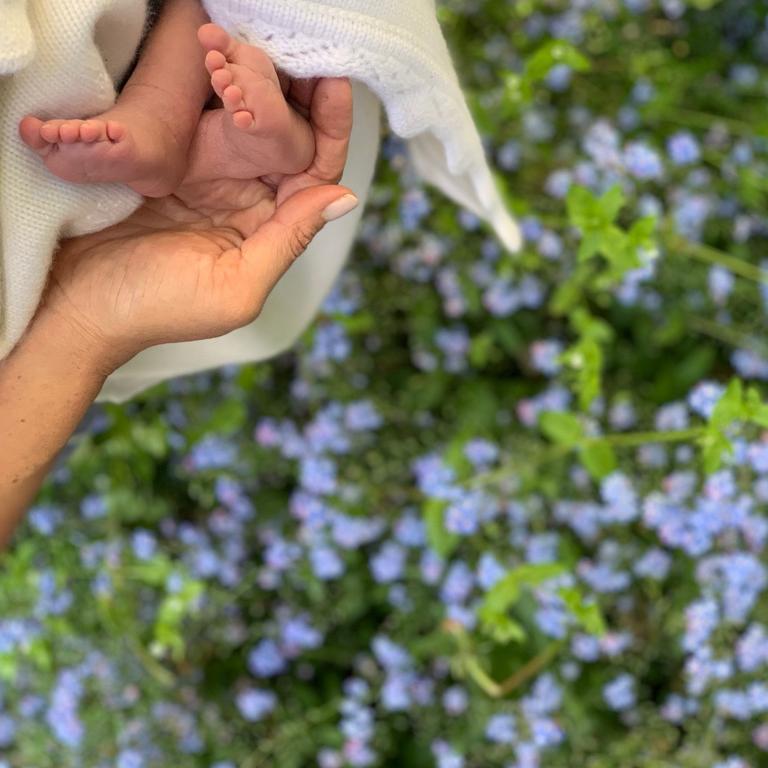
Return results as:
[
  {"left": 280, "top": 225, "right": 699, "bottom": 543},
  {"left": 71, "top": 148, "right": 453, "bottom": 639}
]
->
[{"left": 45, "top": 77, "right": 355, "bottom": 368}]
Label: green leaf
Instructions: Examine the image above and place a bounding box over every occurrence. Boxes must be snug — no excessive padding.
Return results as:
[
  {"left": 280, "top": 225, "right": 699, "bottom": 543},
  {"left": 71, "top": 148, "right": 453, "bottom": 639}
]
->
[
  {"left": 600, "top": 185, "right": 626, "bottom": 222},
  {"left": 480, "top": 613, "right": 527, "bottom": 644},
  {"left": 580, "top": 442, "right": 618, "bottom": 480},
  {"left": 700, "top": 430, "right": 733, "bottom": 474},
  {"left": 577, "top": 233, "right": 603, "bottom": 262},
  {"left": 627, "top": 216, "right": 657, "bottom": 250},
  {"left": 745, "top": 387, "right": 768, "bottom": 428},
  {"left": 470, "top": 332, "right": 496, "bottom": 367},
  {"left": 424, "top": 499, "right": 459, "bottom": 558},
  {"left": 575, "top": 338, "right": 603, "bottom": 411},
  {"left": 566, "top": 186, "right": 600, "bottom": 231},
  {"left": 539, "top": 411, "right": 584, "bottom": 447},
  {"left": 709, "top": 378, "right": 744, "bottom": 429},
  {"left": 480, "top": 563, "right": 567, "bottom": 621},
  {"left": 125, "top": 555, "right": 173, "bottom": 586},
  {"left": 550, "top": 273, "right": 585, "bottom": 316},
  {"left": 558, "top": 586, "right": 606, "bottom": 636},
  {"left": 525, "top": 40, "right": 591, "bottom": 85},
  {"left": 152, "top": 577, "right": 204, "bottom": 660}
]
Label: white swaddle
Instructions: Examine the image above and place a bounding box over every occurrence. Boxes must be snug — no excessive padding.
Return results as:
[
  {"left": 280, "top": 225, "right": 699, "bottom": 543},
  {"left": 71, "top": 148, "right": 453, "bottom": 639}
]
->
[{"left": 0, "top": 0, "right": 521, "bottom": 402}]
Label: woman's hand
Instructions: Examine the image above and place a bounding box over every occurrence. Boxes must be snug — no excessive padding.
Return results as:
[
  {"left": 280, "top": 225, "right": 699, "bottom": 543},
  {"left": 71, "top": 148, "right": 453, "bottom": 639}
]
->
[
  {"left": 0, "top": 77, "right": 356, "bottom": 538},
  {"left": 43, "top": 77, "right": 356, "bottom": 372}
]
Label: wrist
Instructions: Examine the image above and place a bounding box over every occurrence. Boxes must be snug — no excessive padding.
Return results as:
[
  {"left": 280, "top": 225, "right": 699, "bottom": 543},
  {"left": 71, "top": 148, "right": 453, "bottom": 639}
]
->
[{"left": 28, "top": 297, "right": 137, "bottom": 382}]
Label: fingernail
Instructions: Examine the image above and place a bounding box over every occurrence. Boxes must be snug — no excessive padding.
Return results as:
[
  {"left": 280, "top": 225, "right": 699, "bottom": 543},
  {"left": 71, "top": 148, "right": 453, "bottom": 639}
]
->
[{"left": 322, "top": 193, "right": 359, "bottom": 222}]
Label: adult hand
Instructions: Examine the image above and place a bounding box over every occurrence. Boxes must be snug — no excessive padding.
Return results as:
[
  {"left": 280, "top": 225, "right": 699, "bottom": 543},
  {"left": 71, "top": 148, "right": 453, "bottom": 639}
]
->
[
  {"left": 0, "top": 76, "right": 356, "bottom": 537},
  {"left": 44, "top": 77, "right": 356, "bottom": 373}
]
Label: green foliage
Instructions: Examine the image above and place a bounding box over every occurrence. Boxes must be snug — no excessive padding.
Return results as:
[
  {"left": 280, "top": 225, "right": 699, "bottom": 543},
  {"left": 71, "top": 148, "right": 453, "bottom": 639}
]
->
[
  {"left": 505, "top": 40, "right": 591, "bottom": 110},
  {"left": 424, "top": 499, "right": 460, "bottom": 558}
]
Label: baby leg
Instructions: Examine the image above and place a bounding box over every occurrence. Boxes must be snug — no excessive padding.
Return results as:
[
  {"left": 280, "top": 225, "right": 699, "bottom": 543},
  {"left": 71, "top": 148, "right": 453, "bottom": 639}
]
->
[
  {"left": 19, "top": 0, "right": 211, "bottom": 197},
  {"left": 183, "top": 24, "right": 316, "bottom": 183}
]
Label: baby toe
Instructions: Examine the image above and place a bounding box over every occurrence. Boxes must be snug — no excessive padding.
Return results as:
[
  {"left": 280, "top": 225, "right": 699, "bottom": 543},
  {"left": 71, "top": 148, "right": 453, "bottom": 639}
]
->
[
  {"left": 105, "top": 121, "right": 126, "bottom": 141},
  {"left": 18, "top": 116, "right": 48, "bottom": 151},
  {"left": 59, "top": 121, "right": 83, "bottom": 144},
  {"left": 80, "top": 120, "right": 106, "bottom": 143},
  {"left": 222, "top": 84, "right": 244, "bottom": 112},
  {"left": 205, "top": 49, "right": 227, "bottom": 75},
  {"left": 232, "top": 110, "right": 255, "bottom": 131},
  {"left": 211, "top": 66, "right": 233, "bottom": 97},
  {"left": 40, "top": 120, "right": 65, "bottom": 143},
  {"left": 197, "top": 23, "right": 236, "bottom": 57}
]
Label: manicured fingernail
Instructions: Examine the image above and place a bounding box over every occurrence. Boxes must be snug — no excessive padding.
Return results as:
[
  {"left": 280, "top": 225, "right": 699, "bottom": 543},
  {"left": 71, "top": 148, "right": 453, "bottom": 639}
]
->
[{"left": 322, "top": 193, "right": 359, "bottom": 222}]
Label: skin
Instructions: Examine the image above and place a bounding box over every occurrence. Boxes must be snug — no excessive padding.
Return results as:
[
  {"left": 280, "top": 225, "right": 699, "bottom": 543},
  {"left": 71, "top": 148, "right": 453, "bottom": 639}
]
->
[
  {"left": 0, "top": 77, "right": 356, "bottom": 548},
  {"left": 19, "top": 3, "right": 315, "bottom": 196}
]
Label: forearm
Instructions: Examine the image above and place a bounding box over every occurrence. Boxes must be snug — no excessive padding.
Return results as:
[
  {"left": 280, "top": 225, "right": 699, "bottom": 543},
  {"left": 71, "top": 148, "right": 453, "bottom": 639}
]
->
[{"left": 0, "top": 306, "right": 111, "bottom": 547}]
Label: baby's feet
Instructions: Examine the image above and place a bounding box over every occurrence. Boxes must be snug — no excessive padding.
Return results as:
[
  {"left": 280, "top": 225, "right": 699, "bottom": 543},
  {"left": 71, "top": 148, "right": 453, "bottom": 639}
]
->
[
  {"left": 194, "top": 24, "right": 316, "bottom": 179},
  {"left": 19, "top": 103, "right": 187, "bottom": 198}
]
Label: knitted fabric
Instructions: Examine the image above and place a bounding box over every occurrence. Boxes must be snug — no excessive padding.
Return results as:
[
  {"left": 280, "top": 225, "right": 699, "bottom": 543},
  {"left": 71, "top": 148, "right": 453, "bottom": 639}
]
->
[
  {"left": 0, "top": 0, "right": 35, "bottom": 74},
  {"left": 202, "top": 0, "right": 521, "bottom": 252},
  {"left": 0, "top": 0, "right": 147, "bottom": 361}
]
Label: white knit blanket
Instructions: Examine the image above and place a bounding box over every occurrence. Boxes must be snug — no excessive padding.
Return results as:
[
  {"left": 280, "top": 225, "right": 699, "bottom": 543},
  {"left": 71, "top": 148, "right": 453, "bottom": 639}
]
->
[{"left": 0, "top": 0, "right": 520, "bottom": 366}]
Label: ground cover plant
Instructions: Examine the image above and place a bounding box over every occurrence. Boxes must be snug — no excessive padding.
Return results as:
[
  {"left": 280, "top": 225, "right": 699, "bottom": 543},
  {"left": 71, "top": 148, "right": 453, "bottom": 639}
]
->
[{"left": 4, "top": 0, "right": 768, "bottom": 766}]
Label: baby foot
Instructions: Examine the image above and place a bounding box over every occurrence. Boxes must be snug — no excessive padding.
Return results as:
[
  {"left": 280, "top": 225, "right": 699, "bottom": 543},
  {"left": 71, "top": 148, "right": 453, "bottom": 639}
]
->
[
  {"left": 19, "top": 105, "right": 187, "bottom": 198},
  {"left": 195, "top": 23, "right": 316, "bottom": 179}
]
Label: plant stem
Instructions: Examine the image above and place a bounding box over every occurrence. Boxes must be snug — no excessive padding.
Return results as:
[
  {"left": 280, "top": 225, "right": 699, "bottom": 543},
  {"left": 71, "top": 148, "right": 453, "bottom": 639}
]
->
[
  {"left": 496, "top": 641, "right": 563, "bottom": 696},
  {"left": 689, "top": 315, "right": 768, "bottom": 355},
  {"left": 591, "top": 427, "right": 704, "bottom": 448},
  {"left": 664, "top": 229, "right": 768, "bottom": 285}
]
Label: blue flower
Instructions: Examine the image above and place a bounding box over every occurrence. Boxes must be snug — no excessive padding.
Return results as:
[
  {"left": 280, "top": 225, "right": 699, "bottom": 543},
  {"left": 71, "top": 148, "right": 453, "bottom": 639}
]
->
[
  {"left": 381, "top": 672, "right": 413, "bottom": 712},
  {"left": 440, "top": 562, "right": 474, "bottom": 605},
  {"left": 372, "top": 636, "right": 411, "bottom": 670},
  {"left": 280, "top": 616, "right": 323, "bottom": 655},
  {"left": 116, "top": 749, "right": 145, "bottom": 768},
  {"left": 477, "top": 552, "right": 505, "bottom": 590},
  {"left": 445, "top": 492, "right": 483, "bottom": 536},
  {"left": 667, "top": 132, "right": 700, "bottom": 165},
  {"left": 29, "top": 505, "right": 63, "bottom": 536},
  {"left": 633, "top": 548, "right": 672, "bottom": 580},
  {"left": 310, "top": 546, "right": 345, "bottom": 580},
  {"left": 442, "top": 686, "right": 469, "bottom": 716},
  {"left": 431, "top": 741, "right": 465, "bottom": 768},
  {"left": 687, "top": 381, "right": 726, "bottom": 418},
  {"left": 530, "top": 340, "right": 564, "bottom": 376},
  {"left": 485, "top": 713, "right": 517, "bottom": 744},
  {"left": 736, "top": 624, "right": 768, "bottom": 673},
  {"left": 399, "top": 188, "right": 431, "bottom": 230},
  {"left": 247, "top": 640, "right": 287, "bottom": 678},
  {"left": 529, "top": 716, "right": 564, "bottom": 747},
  {"left": 522, "top": 674, "right": 563, "bottom": 717},
  {"left": 131, "top": 529, "right": 157, "bottom": 561},
  {"left": 370, "top": 542, "right": 407, "bottom": 584},
  {"left": 81, "top": 494, "right": 108, "bottom": 520},
  {"left": 623, "top": 141, "right": 664, "bottom": 180},
  {"left": 394, "top": 514, "right": 426, "bottom": 548},
  {"left": 300, "top": 456, "right": 337, "bottom": 495},
  {"left": 603, "top": 673, "right": 636, "bottom": 711},
  {"left": 345, "top": 401, "right": 382, "bottom": 432},
  {"left": 236, "top": 688, "right": 277, "bottom": 722},
  {"left": 311, "top": 324, "right": 351, "bottom": 365},
  {"left": 185, "top": 437, "right": 237, "bottom": 471},
  {"left": 0, "top": 715, "right": 16, "bottom": 749},
  {"left": 463, "top": 439, "right": 499, "bottom": 468}
]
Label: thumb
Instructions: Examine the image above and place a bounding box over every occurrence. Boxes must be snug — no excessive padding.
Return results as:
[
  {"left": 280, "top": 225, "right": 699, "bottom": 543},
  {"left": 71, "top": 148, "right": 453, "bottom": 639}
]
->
[{"left": 240, "top": 184, "right": 359, "bottom": 308}]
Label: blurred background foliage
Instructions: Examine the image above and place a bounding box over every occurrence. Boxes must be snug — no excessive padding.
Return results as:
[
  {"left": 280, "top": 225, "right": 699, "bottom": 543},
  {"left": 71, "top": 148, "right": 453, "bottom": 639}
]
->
[{"left": 4, "top": 0, "right": 768, "bottom": 766}]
